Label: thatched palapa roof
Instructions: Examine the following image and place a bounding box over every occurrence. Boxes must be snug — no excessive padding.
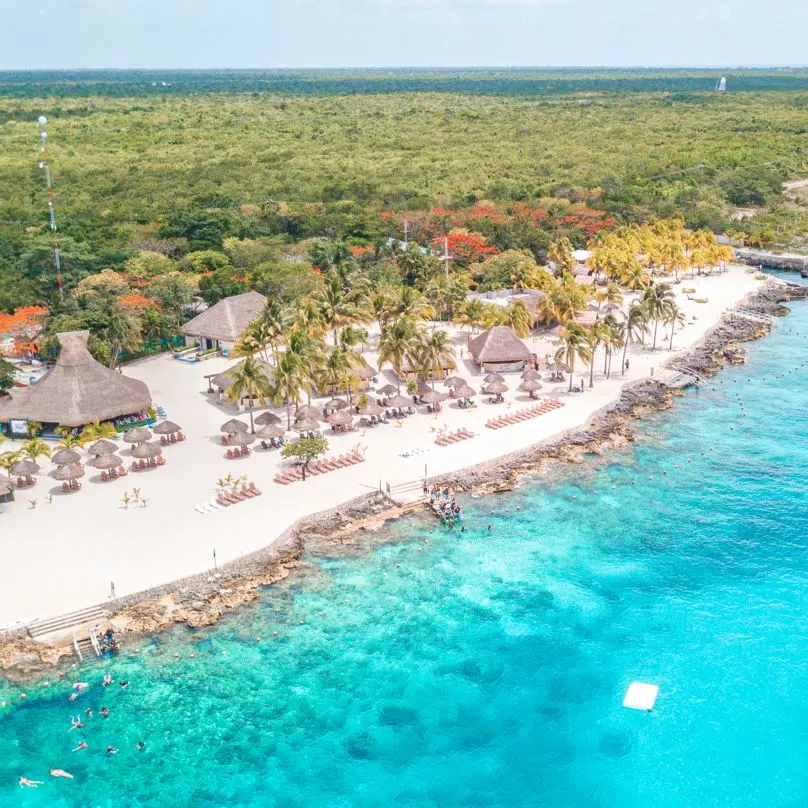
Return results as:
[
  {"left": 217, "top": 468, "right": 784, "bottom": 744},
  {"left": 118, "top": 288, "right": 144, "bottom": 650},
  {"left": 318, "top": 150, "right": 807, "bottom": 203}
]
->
[
  {"left": 0, "top": 331, "right": 151, "bottom": 428},
  {"left": 468, "top": 326, "right": 531, "bottom": 366},
  {"left": 207, "top": 357, "right": 272, "bottom": 392},
  {"left": 181, "top": 291, "right": 267, "bottom": 343}
]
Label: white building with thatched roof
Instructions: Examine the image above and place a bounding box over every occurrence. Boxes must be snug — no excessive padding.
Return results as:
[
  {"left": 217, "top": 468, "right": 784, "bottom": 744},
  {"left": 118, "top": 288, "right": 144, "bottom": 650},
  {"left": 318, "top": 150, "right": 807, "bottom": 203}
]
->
[
  {"left": 0, "top": 331, "right": 152, "bottom": 432},
  {"left": 181, "top": 291, "right": 266, "bottom": 352},
  {"left": 468, "top": 325, "right": 532, "bottom": 373}
]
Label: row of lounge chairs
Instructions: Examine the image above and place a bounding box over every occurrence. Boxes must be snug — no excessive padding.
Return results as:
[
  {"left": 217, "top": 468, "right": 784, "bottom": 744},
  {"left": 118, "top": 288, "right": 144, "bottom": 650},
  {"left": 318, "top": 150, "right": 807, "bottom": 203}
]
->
[
  {"left": 61, "top": 480, "right": 81, "bottom": 493},
  {"left": 435, "top": 428, "right": 475, "bottom": 446},
  {"left": 274, "top": 451, "right": 365, "bottom": 485},
  {"left": 225, "top": 446, "right": 252, "bottom": 459},
  {"left": 216, "top": 482, "right": 262, "bottom": 506},
  {"left": 130, "top": 457, "right": 166, "bottom": 471},
  {"left": 159, "top": 433, "right": 186, "bottom": 445},
  {"left": 486, "top": 400, "right": 564, "bottom": 430},
  {"left": 100, "top": 467, "right": 128, "bottom": 482}
]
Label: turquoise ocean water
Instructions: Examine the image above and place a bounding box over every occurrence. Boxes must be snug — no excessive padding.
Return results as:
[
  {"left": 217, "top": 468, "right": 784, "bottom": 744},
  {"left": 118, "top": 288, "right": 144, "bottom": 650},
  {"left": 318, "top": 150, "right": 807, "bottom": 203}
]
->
[{"left": 3, "top": 272, "right": 808, "bottom": 807}]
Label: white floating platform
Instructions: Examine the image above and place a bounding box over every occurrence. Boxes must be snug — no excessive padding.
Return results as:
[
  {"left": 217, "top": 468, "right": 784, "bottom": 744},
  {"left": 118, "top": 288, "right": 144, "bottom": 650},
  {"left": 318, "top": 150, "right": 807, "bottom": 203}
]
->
[{"left": 623, "top": 682, "right": 659, "bottom": 711}]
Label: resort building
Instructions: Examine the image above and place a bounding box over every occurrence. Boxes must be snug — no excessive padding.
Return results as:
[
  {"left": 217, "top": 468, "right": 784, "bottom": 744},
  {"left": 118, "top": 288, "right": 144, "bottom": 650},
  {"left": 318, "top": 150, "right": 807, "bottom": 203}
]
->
[
  {"left": 400, "top": 352, "right": 456, "bottom": 380},
  {"left": 467, "top": 325, "right": 532, "bottom": 373},
  {"left": 180, "top": 291, "right": 266, "bottom": 353},
  {"left": 0, "top": 330, "right": 152, "bottom": 435}
]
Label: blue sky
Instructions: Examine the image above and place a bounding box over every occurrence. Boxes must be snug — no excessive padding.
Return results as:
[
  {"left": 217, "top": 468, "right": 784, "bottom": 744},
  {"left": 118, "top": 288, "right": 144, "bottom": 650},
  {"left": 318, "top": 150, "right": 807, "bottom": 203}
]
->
[{"left": 1, "top": 0, "right": 806, "bottom": 70}]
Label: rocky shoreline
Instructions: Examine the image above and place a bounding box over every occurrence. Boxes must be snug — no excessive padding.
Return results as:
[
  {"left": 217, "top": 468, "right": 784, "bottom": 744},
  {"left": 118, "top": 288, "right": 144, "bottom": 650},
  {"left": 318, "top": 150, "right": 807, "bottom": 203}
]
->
[{"left": 2, "top": 278, "right": 806, "bottom": 683}]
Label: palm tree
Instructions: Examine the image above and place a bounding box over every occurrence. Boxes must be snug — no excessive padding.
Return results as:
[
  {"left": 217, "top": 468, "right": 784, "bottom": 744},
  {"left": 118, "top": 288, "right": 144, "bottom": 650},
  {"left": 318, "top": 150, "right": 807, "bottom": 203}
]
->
[
  {"left": 587, "top": 321, "right": 611, "bottom": 388},
  {"left": 226, "top": 356, "right": 273, "bottom": 433},
  {"left": 0, "top": 451, "right": 21, "bottom": 475},
  {"left": 548, "top": 236, "right": 575, "bottom": 274},
  {"left": 453, "top": 299, "right": 488, "bottom": 334},
  {"left": 22, "top": 438, "right": 51, "bottom": 462},
  {"left": 554, "top": 323, "right": 592, "bottom": 392},
  {"left": 378, "top": 317, "right": 423, "bottom": 391},
  {"left": 665, "top": 303, "right": 686, "bottom": 350},
  {"left": 498, "top": 300, "right": 532, "bottom": 338},
  {"left": 641, "top": 284, "right": 676, "bottom": 350},
  {"left": 25, "top": 421, "right": 42, "bottom": 438},
  {"left": 269, "top": 348, "right": 308, "bottom": 429},
  {"left": 601, "top": 314, "right": 625, "bottom": 378},
  {"left": 318, "top": 348, "right": 355, "bottom": 396},
  {"left": 80, "top": 420, "right": 117, "bottom": 444},
  {"left": 416, "top": 329, "right": 455, "bottom": 390},
  {"left": 620, "top": 303, "right": 649, "bottom": 375},
  {"left": 320, "top": 274, "right": 361, "bottom": 346},
  {"left": 104, "top": 308, "right": 142, "bottom": 368}
]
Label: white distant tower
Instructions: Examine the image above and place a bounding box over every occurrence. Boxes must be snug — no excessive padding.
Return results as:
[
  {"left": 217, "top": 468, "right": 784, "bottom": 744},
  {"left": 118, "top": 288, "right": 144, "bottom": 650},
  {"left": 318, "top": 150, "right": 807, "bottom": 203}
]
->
[
  {"left": 37, "top": 115, "right": 64, "bottom": 301},
  {"left": 715, "top": 76, "right": 727, "bottom": 92}
]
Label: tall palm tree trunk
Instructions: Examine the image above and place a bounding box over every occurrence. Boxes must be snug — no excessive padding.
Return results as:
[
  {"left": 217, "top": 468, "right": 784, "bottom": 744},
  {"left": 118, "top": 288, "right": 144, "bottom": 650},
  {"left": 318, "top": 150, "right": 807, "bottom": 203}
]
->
[
  {"left": 621, "top": 336, "right": 630, "bottom": 376},
  {"left": 589, "top": 353, "right": 595, "bottom": 388},
  {"left": 652, "top": 320, "right": 659, "bottom": 350}
]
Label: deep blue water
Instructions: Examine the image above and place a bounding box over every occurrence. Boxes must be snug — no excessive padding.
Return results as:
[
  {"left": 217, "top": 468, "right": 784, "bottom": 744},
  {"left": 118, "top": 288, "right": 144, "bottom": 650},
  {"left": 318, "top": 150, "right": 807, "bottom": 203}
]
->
[{"left": 2, "top": 273, "right": 808, "bottom": 807}]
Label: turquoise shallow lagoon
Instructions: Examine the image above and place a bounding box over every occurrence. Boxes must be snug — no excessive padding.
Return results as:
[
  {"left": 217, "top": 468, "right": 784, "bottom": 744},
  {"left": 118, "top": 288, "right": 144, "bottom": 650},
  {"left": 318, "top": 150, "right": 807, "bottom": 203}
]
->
[{"left": 3, "top": 274, "right": 808, "bottom": 807}]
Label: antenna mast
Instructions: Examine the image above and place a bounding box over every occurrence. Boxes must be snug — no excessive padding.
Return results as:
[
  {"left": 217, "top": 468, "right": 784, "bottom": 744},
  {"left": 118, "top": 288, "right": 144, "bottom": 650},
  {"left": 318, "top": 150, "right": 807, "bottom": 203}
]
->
[
  {"left": 37, "top": 115, "right": 63, "bottom": 302},
  {"left": 439, "top": 236, "right": 453, "bottom": 280}
]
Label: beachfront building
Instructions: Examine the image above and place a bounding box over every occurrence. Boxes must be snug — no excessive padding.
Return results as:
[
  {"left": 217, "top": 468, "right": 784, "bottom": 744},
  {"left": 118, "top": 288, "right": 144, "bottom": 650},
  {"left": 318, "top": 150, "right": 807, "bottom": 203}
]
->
[
  {"left": 400, "top": 353, "right": 456, "bottom": 381},
  {"left": 468, "top": 325, "right": 532, "bottom": 373},
  {"left": 0, "top": 331, "right": 152, "bottom": 436},
  {"left": 180, "top": 291, "right": 266, "bottom": 354}
]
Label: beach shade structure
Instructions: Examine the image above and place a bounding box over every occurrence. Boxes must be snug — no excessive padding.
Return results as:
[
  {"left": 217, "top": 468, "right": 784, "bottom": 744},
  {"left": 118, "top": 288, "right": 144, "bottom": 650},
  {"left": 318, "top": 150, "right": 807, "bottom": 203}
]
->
[
  {"left": 385, "top": 393, "right": 412, "bottom": 408},
  {"left": 51, "top": 448, "right": 82, "bottom": 465},
  {"left": 416, "top": 380, "right": 433, "bottom": 397},
  {"left": 521, "top": 368, "right": 542, "bottom": 381},
  {"left": 547, "top": 362, "right": 570, "bottom": 374},
  {"left": 324, "top": 398, "right": 349, "bottom": 413},
  {"left": 451, "top": 385, "right": 477, "bottom": 399},
  {"left": 294, "top": 404, "right": 322, "bottom": 422},
  {"left": 484, "top": 372, "right": 505, "bottom": 384},
  {"left": 358, "top": 399, "right": 384, "bottom": 416},
  {"left": 257, "top": 423, "right": 286, "bottom": 440},
  {"left": 443, "top": 376, "right": 467, "bottom": 389},
  {"left": 353, "top": 361, "right": 377, "bottom": 381},
  {"left": 220, "top": 418, "right": 248, "bottom": 435},
  {"left": 152, "top": 420, "right": 181, "bottom": 435},
  {"left": 87, "top": 439, "right": 118, "bottom": 457},
  {"left": 228, "top": 431, "right": 256, "bottom": 447},
  {"left": 131, "top": 441, "right": 163, "bottom": 460},
  {"left": 293, "top": 417, "right": 321, "bottom": 433},
  {"left": 482, "top": 380, "right": 508, "bottom": 394},
  {"left": 601, "top": 303, "right": 624, "bottom": 316},
  {"left": 122, "top": 426, "right": 152, "bottom": 444},
  {"left": 51, "top": 463, "right": 85, "bottom": 482},
  {"left": 421, "top": 389, "right": 448, "bottom": 404},
  {"left": 376, "top": 384, "right": 399, "bottom": 397},
  {"left": 518, "top": 379, "right": 543, "bottom": 396},
  {"left": 326, "top": 410, "right": 354, "bottom": 426},
  {"left": 91, "top": 453, "right": 123, "bottom": 470},
  {"left": 11, "top": 458, "right": 40, "bottom": 477},
  {"left": 254, "top": 411, "right": 282, "bottom": 427}
]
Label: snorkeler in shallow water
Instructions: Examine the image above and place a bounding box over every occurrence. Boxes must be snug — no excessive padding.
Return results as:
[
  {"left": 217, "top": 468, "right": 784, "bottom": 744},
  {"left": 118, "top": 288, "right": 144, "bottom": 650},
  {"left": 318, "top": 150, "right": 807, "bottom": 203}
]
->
[{"left": 19, "top": 777, "right": 42, "bottom": 788}]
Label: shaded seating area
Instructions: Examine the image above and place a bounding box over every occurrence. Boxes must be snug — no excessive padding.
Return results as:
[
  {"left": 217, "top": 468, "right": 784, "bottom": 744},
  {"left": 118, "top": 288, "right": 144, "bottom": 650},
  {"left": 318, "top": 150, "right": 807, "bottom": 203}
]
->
[
  {"left": 485, "top": 400, "right": 564, "bottom": 429},
  {"left": 153, "top": 420, "right": 185, "bottom": 445},
  {"left": 92, "top": 452, "right": 127, "bottom": 481},
  {"left": 52, "top": 461, "right": 84, "bottom": 493},
  {"left": 10, "top": 458, "right": 39, "bottom": 489},
  {"left": 225, "top": 430, "right": 255, "bottom": 459},
  {"left": 273, "top": 450, "right": 366, "bottom": 485},
  {"left": 125, "top": 430, "right": 165, "bottom": 471},
  {"left": 257, "top": 423, "right": 286, "bottom": 450},
  {"left": 435, "top": 428, "right": 475, "bottom": 447}
]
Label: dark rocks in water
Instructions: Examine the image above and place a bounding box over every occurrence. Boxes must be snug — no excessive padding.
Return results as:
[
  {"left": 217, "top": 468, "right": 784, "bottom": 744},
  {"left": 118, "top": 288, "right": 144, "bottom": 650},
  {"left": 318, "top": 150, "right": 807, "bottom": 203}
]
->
[
  {"left": 599, "top": 731, "right": 632, "bottom": 758},
  {"left": 344, "top": 731, "right": 377, "bottom": 759},
  {"left": 378, "top": 704, "right": 420, "bottom": 727}
]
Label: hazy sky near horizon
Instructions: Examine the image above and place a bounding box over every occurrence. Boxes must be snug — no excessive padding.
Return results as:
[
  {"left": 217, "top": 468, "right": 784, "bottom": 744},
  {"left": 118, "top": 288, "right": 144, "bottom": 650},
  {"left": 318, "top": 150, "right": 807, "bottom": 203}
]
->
[{"left": 1, "top": 0, "right": 806, "bottom": 70}]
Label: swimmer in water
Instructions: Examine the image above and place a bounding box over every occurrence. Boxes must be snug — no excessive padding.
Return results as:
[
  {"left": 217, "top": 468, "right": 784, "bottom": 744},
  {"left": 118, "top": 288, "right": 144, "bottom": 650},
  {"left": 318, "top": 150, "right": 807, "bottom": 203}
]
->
[
  {"left": 102, "top": 674, "right": 113, "bottom": 687},
  {"left": 487, "top": 524, "right": 493, "bottom": 532},
  {"left": 100, "top": 707, "right": 110, "bottom": 718},
  {"left": 119, "top": 681, "right": 129, "bottom": 689},
  {"left": 136, "top": 741, "right": 146, "bottom": 752},
  {"left": 49, "top": 769, "right": 73, "bottom": 779},
  {"left": 107, "top": 746, "right": 118, "bottom": 756},
  {"left": 72, "top": 742, "right": 88, "bottom": 752},
  {"left": 19, "top": 777, "right": 43, "bottom": 788},
  {"left": 68, "top": 716, "right": 84, "bottom": 732},
  {"left": 85, "top": 708, "right": 93, "bottom": 719}
]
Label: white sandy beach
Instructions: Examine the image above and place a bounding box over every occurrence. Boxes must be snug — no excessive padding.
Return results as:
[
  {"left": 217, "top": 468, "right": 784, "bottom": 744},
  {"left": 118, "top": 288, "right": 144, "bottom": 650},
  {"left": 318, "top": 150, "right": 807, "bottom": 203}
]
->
[{"left": 0, "top": 266, "right": 764, "bottom": 626}]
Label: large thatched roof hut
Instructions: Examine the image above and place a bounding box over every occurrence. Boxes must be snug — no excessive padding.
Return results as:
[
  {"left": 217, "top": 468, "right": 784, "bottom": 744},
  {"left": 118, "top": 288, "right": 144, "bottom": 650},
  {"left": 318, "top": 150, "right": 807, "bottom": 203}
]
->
[
  {"left": 180, "top": 291, "right": 266, "bottom": 351},
  {"left": 0, "top": 331, "right": 152, "bottom": 429},
  {"left": 468, "top": 326, "right": 532, "bottom": 373}
]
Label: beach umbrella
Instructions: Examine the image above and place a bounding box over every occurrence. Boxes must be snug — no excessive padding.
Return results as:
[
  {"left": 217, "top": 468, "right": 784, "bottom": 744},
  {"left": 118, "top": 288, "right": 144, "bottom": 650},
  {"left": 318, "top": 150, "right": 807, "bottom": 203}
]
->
[
  {"left": 358, "top": 399, "right": 384, "bottom": 416},
  {"left": 51, "top": 448, "right": 81, "bottom": 465},
  {"left": 547, "top": 362, "right": 570, "bottom": 374},
  {"left": 152, "top": 420, "right": 181, "bottom": 435},
  {"left": 326, "top": 410, "right": 353, "bottom": 426},
  {"left": 354, "top": 362, "right": 376, "bottom": 380},
  {"left": 518, "top": 379, "right": 543, "bottom": 393},
  {"left": 293, "top": 418, "right": 321, "bottom": 432},
  {"left": 228, "top": 431, "right": 256, "bottom": 447},
  {"left": 130, "top": 441, "right": 163, "bottom": 459},
  {"left": 256, "top": 424, "right": 286, "bottom": 440},
  {"left": 416, "top": 380, "right": 433, "bottom": 396},
  {"left": 294, "top": 404, "right": 322, "bottom": 422},
  {"left": 91, "top": 453, "right": 123, "bottom": 470},
  {"left": 376, "top": 384, "right": 399, "bottom": 397},
  {"left": 443, "top": 376, "right": 467, "bottom": 389},
  {"left": 10, "top": 459, "right": 39, "bottom": 476},
  {"left": 87, "top": 439, "right": 118, "bottom": 456},
  {"left": 602, "top": 303, "right": 623, "bottom": 315},
  {"left": 122, "top": 426, "right": 152, "bottom": 444},
  {"left": 451, "top": 385, "right": 477, "bottom": 399},
  {"left": 521, "top": 368, "right": 541, "bottom": 381},
  {"left": 254, "top": 411, "right": 282, "bottom": 426},
  {"left": 385, "top": 393, "right": 411, "bottom": 408},
  {"left": 324, "top": 398, "right": 348, "bottom": 413},
  {"left": 484, "top": 372, "right": 505, "bottom": 383},
  {"left": 220, "top": 418, "right": 248, "bottom": 435},
  {"left": 421, "top": 389, "right": 448, "bottom": 404},
  {"left": 483, "top": 380, "right": 508, "bottom": 394},
  {"left": 51, "top": 463, "right": 85, "bottom": 482}
]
